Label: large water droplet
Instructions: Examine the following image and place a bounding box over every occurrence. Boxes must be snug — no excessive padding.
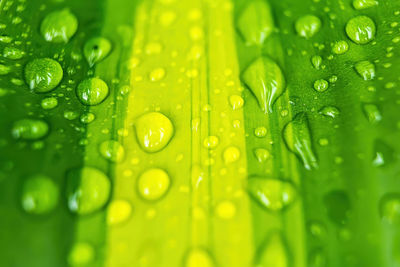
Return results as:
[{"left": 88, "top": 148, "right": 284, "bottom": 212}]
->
[
  {"left": 107, "top": 199, "right": 132, "bottom": 225},
  {"left": 12, "top": 119, "right": 49, "bottom": 140},
  {"left": 99, "top": 140, "right": 125, "bottom": 162},
  {"left": 237, "top": 0, "right": 274, "bottom": 45},
  {"left": 24, "top": 58, "right": 63, "bottom": 93},
  {"left": 379, "top": 193, "right": 400, "bottom": 224},
  {"left": 84, "top": 37, "right": 112, "bottom": 67},
  {"left": 354, "top": 60, "right": 375, "bottom": 80},
  {"left": 247, "top": 177, "right": 297, "bottom": 211},
  {"left": 3, "top": 46, "right": 25, "bottom": 59},
  {"left": 137, "top": 168, "right": 170, "bottom": 201},
  {"left": 256, "top": 232, "right": 289, "bottom": 267},
  {"left": 283, "top": 112, "right": 318, "bottom": 170},
  {"left": 40, "top": 9, "right": 78, "bottom": 43},
  {"left": 353, "top": 0, "right": 378, "bottom": 10},
  {"left": 242, "top": 57, "right": 285, "bottom": 113},
  {"left": 295, "top": 15, "right": 321, "bottom": 38},
  {"left": 66, "top": 167, "right": 111, "bottom": 215},
  {"left": 323, "top": 190, "right": 350, "bottom": 225},
  {"left": 185, "top": 248, "right": 214, "bottom": 267},
  {"left": 345, "top": 16, "right": 376, "bottom": 44},
  {"left": 21, "top": 175, "right": 59, "bottom": 214},
  {"left": 76, "top": 78, "right": 109, "bottom": 106},
  {"left": 134, "top": 112, "right": 174, "bottom": 153}
]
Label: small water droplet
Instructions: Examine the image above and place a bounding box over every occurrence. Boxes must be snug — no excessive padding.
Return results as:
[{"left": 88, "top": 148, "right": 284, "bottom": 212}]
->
[
  {"left": 311, "top": 55, "right": 322, "bottom": 69},
  {"left": 3, "top": 46, "right": 25, "bottom": 59},
  {"left": 84, "top": 37, "right": 112, "bottom": 67},
  {"left": 354, "top": 60, "right": 375, "bottom": 80},
  {"left": 107, "top": 199, "right": 132, "bottom": 225},
  {"left": 41, "top": 97, "right": 58, "bottom": 110},
  {"left": 134, "top": 112, "right": 174, "bottom": 153},
  {"left": 0, "top": 64, "right": 11, "bottom": 75},
  {"left": 12, "top": 119, "right": 49, "bottom": 140},
  {"left": 295, "top": 15, "right": 321, "bottom": 38},
  {"left": 185, "top": 248, "right": 214, "bottom": 267},
  {"left": 319, "top": 106, "right": 340, "bottom": 118},
  {"left": 313, "top": 79, "right": 329, "bottom": 92},
  {"left": 372, "top": 140, "right": 394, "bottom": 167},
  {"left": 68, "top": 242, "right": 95, "bottom": 266},
  {"left": 66, "top": 167, "right": 111, "bottom": 215},
  {"left": 41, "top": 9, "right": 78, "bottom": 43},
  {"left": 215, "top": 200, "right": 236, "bottom": 219},
  {"left": 345, "top": 16, "right": 376, "bottom": 44},
  {"left": 76, "top": 78, "right": 109, "bottom": 105},
  {"left": 99, "top": 140, "right": 125, "bottom": 162},
  {"left": 247, "top": 177, "right": 297, "bottom": 211},
  {"left": 283, "top": 112, "right": 318, "bottom": 170},
  {"left": 379, "top": 193, "right": 400, "bottom": 224},
  {"left": 64, "top": 110, "right": 79, "bottom": 120},
  {"left": 362, "top": 103, "right": 382, "bottom": 123},
  {"left": 254, "top": 126, "right": 267, "bottom": 137},
  {"left": 203, "top": 136, "right": 219, "bottom": 149},
  {"left": 229, "top": 94, "right": 244, "bottom": 110},
  {"left": 254, "top": 148, "right": 270, "bottom": 162},
  {"left": 223, "top": 146, "right": 240, "bottom": 164},
  {"left": 80, "top": 112, "right": 95, "bottom": 124},
  {"left": 149, "top": 67, "right": 166, "bottom": 82},
  {"left": 137, "top": 168, "right": 170, "bottom": 201},
  {"left": 331, "top": 40, "right": 349, "bottom": 55},
  {"left": 24, "top": 58, "right": 63, "bottom": 93}
]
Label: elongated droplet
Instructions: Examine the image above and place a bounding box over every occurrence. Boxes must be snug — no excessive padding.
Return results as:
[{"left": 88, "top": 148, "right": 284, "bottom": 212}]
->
[
  {"left": 319, "top": 106, "right": 340, "bottom": 118},
  {"left": 295, "top": 15, "right": 321, "bottom": 38},
  {"left": 353, "top": 0, "right": 378, "bottom": 10},
  {"left": 25, "top": 58, "right": 63, "bottom": 93},
  {"left": 247, "top": 177, "right": 297, "bottom": 211},
  {"left": 237, "top": 0, "right": 274, "bottom": 45},
  {"left": 21, "top": 175, "right": 59, "bottom": 214},
  {"left": 185, "top": 248, "right": 214, "bottom": 267},
  {"left": 66, "top": 167, "right": 111, "bottom": 215},
  {"left": 242, "top": 57, "right": 285, "bottom": 113},
  {"left": 3, "top": 47, "right": 25, "bottom": 59},
  {"left": 345, "top": 16, "right": 376, "bottom": 44},
  {"left": 40, "top": 9, "right": 78, "bottom": 43},
  {"left": 323, "top": 190, "right": 350, "bottom": 225},
  {"left": 311, "top": 55, "right": 322, "bottom": 69},
  {"left": 283, "top": 112, "right": 318, "bottom": 170},
  {"left": 379, "top": 193, "right": 400, "bottom": 224},
  {"left": 257, "top": 232, "right": 289, "bottom": 267},
  {"left": 12, "top": 119, "right": 49, "bottom": 140},
  {"left": 362, "top": 103, "right": 382, "bottom": 123},
  {"left": 373, "top": 140, "right": 394, "bottom": 167},
  {"left": 137, "top": 168, "right": 170, "bottom": 201},
  {"left": 135, "top": 112, "right": 174, "bottom": 153},
  {"left": 354, "top": 60, "right": 375, "bottom": 80},
  {"left": 41, "top": 97, "right": 58, "bottom": 110},
  {"left": 76, "top": 78, "right": 109, "bottom": 105},
  {"left": 84, "top": 37, "right": 112, "bottom": 67}
]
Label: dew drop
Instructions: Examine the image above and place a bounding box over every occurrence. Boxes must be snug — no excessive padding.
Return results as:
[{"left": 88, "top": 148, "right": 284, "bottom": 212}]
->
[
  {"left": 319, "top": 106, "right": 340, "bottom": 118},
  {"left": 24, "top": 58, "right": 63, "bottom": 93},
  {"left": 313, "top": 79, "right": 329, "bottom": 92},
  {"left": 84, "top": 37, "right": 112, "bottom": 67},
  {"left": 3, "top": 46, "right": 25, "bottom": 59},
  {"left": 40, "top": 9, "right": 78, "bottom": 43},
  {"left": 295, "top": 15, "right": 322, "bottom": 38},
  {"left": 215, "top": 200, "right": 236, "bottom": 219},
  {"left": 283, "top": 112, "right": 318, "bottom": 170},
  {"left": 254, "top": 148, "right": 270, "bottom": 162},
  {"left": 247, "top": 177, "right": 297, "bottom": 211},
  {"left": 99, "top": 140, "right": 125, "bottom": 162},
  {"left": 223, "top": 146, "right": 240, "bottom": 164},
  {"left": 379, "top": 193, "right": 400, "bottom": 224},
  {"left": 372, "top": 140, "right": 394, "bottom": 167},
  {"left": 107, "top": 199, "right": 132, "bottom": 225},
  {"left": 68, "top": 242, "right": 95, "bottom": 266},
  {"left": 134, "top": 112, "right": 174, "bottom": 153},
  {"left": 354, "top": 60, "right": 375, "bottom": 80},
  {"left": 80, "top": 112, "right": 95, "bottom": 124},
  {"left": 12, "top": 119, "right": 49, "bottom": 140},
  {"left": 311, "top": 55, "right": 322, "bottom": 69},
  {"left": 331, "top": 40, "right": 349, "bottom": 55},
  {"left": 41, "top": 97, "right": 58, "bottom": 110},
  {"left": 0, "top": 64, "right": 11, "bottom": 75},
  {"left": 149, "top": 67, "right": 166, "bottom": 82},
  {"left": 137, "top": 168, "right": 170, "bottom": 201},
  {"left": 76, "top": 78, "right": 109, "bottom": 106},
  {"left": 353, "top": 0, "right": 378, "bottom": 10},
  {"left": 66, "top": 167, "right": 111, "bottom": 215},
  {"left": 254, "top": 126, "right": 267, "bottom": 137},
  {"left": 185, "top": 248, "right": 214, "bottom": 267},
  {"left": 362, "top": 103, "right": 382, "bottom": 123},
  {"left": 229, "top": 94, "right": 244, "bottom": 110},
  {"left": 345, "top": 16, "right": 376, "bottom": 44},
  {"left": 21, "top": 175, "right": 59, "bottom": 214}
]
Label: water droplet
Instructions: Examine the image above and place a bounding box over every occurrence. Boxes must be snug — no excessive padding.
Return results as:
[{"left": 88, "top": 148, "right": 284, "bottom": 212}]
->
[
  {"left": 3, "top": 46, "right": 25, "bottom": 59},
  {"left": 313, "top": 79, "right": 329, "bottom": 92},
  {"left": 137, "top": 168, "right": 170, "bottom": 201},
  {"left": 247, "top": 177, "right": 297, "bottom": 211},
  {"left": 203, "top": 136, "right": 219, "bottom": 149},
  {"left": 345, "top": 16, "right": 376, "bottom": 44},
  {"left": 254, "top": 148, "right": 270, "bottom": 162},
  {"left": 68, "top": 242, "right": 95, "bottom": 266},
  {"left": 223, "top": 146, "right": 240, "bottom": 164},
  {"left": 84, "top": 37, "right": 112, "bottom": 67},
  {"left": 295, "top": 15, "right": 321, "bottom": 38},
  {"left": 76, "top": 78, "right": 109, "bottom": 105},
  {"left": 80, "top": 112, "right": 95, "bottom": 124},
  {"left": 21, "top": 175, "right": 59, "bottom": 214},
  {"left": 40, "top": 9, "right": 78, "bottom": 43},
  {"left": 353, "top": 0, "right": 378, "bottom": 10},
  {"left": 237, "top": 0, "right": 274, "bottom": 45},
  {"left": 372, "top": 140, "right": 394, "bottom": 167},
  {"left": 135, "top": 112, "right": 174, "bottom": 153},
  {"left": 145, "top": 42, "right": 163, "bottom": 55},
  {"left": 107, "top": 199, "right": 132, "bottom": 225},
  {"left": 66, "top": 167, "right": 111, "bottom": 215},
  {"left": 308, "top": 221, "right": 327, "bottom": 238},
  {"left": 229, "top": 94, "right": 244, "bottom": 110},
  {"left": 41, "top": 97, "right": 58, "bottom": 110},
  {"left": 215, "top": 200, "right": 236, "bottom": 219},
  {"left": 256, "top": 232, "right": 289, "bottom": 267},
  {"left": 323, "top": 190, "right": 350, "bottom": 225},
  {"left": 185, "top": 249, "right": 214, "bottom": 267},
  {"left": 99, "top": 140, "right": 125, "bottom": 162},
  {"left": 311, "top": 55, "right": 322, "bottom": 69},
  {"left": 362, "top": 103, "right": 382, "bottom": 123},
  {"left": 12, "top": 119, "right": 49, "bottom": 140},
  {"left": 242, "top": 57, "right": 285, "bottom": 113},
  {"left": 159, "top": 11, "right": 176, "bottom": 27},
  {"left": 283, "top": 112, "right": 318, "bottom": 170},
  {"left": 331, "top": 40, "right": 349, "bottom": 55},
  {"left": 379, "top": 193, "right": 400, "bottom": 224},
  {"left": 319, "top": 106, "right": 340, "bottom": 118},
  {"left": 309, "top": 248, "right": 327, "bottom": 267},
  {"left": 24, "top": 58, "right": 63, "bottom": 93},
  {"left": 254, "top": 126, "right": 267, "bottom": 137},
  {"left": 354, "top": 60, "right": 375, "bottom": 80},
  {"left": 64, "top": 110, "right": 79, "bottom": 120},
  {"left": 0, "top": 64, "right": 11, "bottom": 75},
  {"left": 149, "top": 67, "right": 166, "bottom": 82}
]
